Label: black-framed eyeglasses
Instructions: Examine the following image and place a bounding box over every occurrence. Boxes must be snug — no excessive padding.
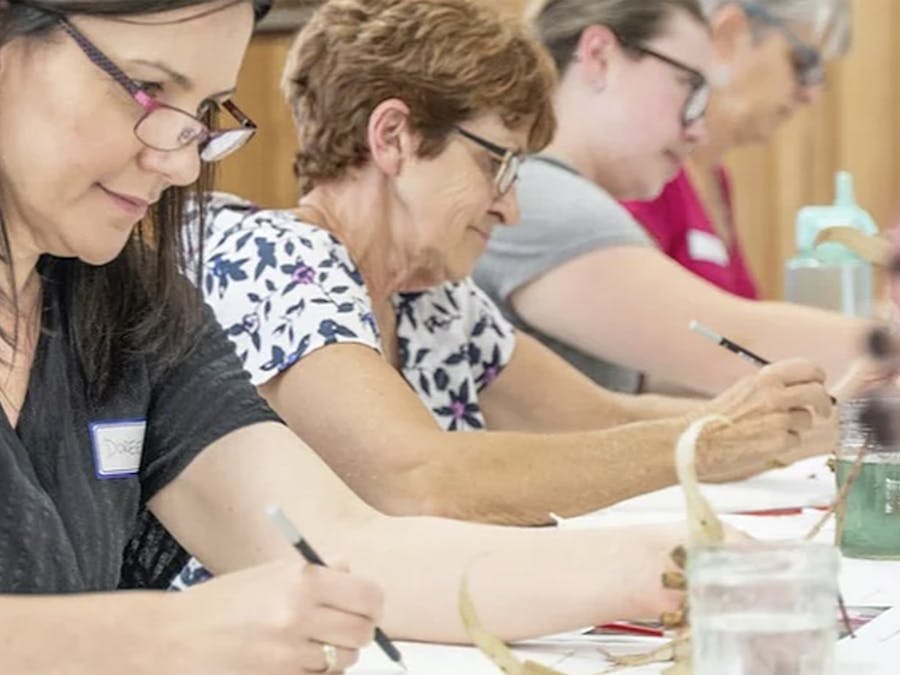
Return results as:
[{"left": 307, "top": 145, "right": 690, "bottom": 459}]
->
[
  {"left": 454, "top": 126, "right": 522, "bottom": 197},
  {"left": 621, "top": 41, "right": 710, "bottom": 128},
  {"left": 58, "top": 17, "right": 257, "bottom": 162},
  {"left": 741, "top": 1, "right": 825, "bottom": 88}
]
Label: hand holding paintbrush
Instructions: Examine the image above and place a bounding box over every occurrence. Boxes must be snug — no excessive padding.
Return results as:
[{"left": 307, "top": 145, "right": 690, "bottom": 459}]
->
[{"left": 677, "top": 331, "right": 833, "bottom": 482}]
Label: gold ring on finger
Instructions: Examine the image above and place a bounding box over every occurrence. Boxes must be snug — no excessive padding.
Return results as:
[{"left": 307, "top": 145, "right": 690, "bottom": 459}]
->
[{"left": 322, "top": 642, "right": 339, "bottom": 673}]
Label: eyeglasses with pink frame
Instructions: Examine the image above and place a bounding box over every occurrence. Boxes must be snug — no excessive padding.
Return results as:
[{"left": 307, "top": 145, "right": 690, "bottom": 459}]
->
[{"left": 58, "top": 16, "right": 257, "bottom": 162}]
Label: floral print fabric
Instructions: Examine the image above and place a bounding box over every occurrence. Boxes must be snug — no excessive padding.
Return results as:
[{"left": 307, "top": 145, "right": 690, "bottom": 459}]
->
[{"left": 197, "top": 193, "right": 517, "bottom": 431}]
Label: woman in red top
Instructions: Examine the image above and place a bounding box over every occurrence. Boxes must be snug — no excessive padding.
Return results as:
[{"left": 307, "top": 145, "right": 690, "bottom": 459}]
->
[{"left": 625, "top": 0, "right": 850, "bottom": 299}]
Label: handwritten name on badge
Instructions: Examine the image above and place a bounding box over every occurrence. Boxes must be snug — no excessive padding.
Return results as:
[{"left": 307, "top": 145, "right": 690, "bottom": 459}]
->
[{"left": 90, "top": 419, "right": 146, "bottom": 478}]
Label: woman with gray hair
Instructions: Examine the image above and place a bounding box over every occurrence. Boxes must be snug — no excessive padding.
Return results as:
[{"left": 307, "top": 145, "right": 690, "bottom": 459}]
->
[{"left": 625, "top": 0, "right": 851, "bottom": 299}]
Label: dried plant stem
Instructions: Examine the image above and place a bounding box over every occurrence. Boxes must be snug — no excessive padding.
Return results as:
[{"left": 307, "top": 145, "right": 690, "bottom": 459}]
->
[
  {"left": 805, "top": 445, "right": 866, "bottom": 542},
  {"left": 804, "top": 444, "right": 867, "bottom": 640},
  {"left": 838, "top": 593, "right": 855, "bottom": 640},
  {"left": 833, "top": 452, "right": 865, "bottom": 546}
]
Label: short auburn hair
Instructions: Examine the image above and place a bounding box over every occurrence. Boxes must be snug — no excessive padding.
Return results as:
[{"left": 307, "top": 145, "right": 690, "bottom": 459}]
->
[{"left": 282, "top": 0, "right": 557, "bottom": 194}]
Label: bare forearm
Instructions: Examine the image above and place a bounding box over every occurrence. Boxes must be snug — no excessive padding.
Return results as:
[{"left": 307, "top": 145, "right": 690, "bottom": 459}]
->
[
  {"left": 338, "top": 517, "right": 680, "bottom": 643},
  {"left": 606, "top": 299, "right": 867, "bottom": 395},
  {"left": 242, "top": 386, "right": 687, "bottom": 526},
  {"left": 0, "top": 592, "right": 166, "bottom": 673},
  {"left": 153, "top": 427, "right": 683, "bottom": 646},
  {"left": 614, "top": 391, "right": 703, "bottom": 420},
  {"left": 418, "top": 418, "right": 686, "bottom": 524},
  {"left": 512, "top": 249, "right": 869, "bottom": 396}
]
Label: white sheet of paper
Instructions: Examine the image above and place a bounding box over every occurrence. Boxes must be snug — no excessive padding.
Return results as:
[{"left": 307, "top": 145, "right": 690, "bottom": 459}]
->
[
  {"left": 838, "top": 607, "right": 900, "bottom": 673},
  {"left": 592, "top": 456, "right": 836, "bottom": 516},
  {"left": 349, "top": 635, "right": 670, "bottom": 674}
]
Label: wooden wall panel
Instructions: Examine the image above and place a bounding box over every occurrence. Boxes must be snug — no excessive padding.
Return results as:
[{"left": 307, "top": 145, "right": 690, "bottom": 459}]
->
[
  {"left": 220, "top": 0, "right": 900, "bottom": 299},
  {"left": 729, "top": 0, "right": 900, "bottom": 298},
  {"left": 727, "top": 145, "right": 774, "bottom": 291},
  {"left": 215, "top": 34, "right": 298, "bottom": 208},
  {"left": 834, "top": 0, "right": 895, "bottom": 227}
]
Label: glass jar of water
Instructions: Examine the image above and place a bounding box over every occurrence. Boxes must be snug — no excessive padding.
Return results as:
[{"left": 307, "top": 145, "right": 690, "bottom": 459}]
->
[{"left": 690, "top": 542, "right": 839, "bottom": 675}]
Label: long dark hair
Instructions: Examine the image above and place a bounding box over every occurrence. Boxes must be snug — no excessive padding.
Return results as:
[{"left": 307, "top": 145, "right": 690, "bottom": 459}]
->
[{"left": 0, "top": 0, "right": 270, "bottom": 402}]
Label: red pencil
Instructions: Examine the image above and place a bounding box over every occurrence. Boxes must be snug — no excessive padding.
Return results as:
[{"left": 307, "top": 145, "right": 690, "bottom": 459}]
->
[{"left": 596, "top": 621, "right": 665, "bottom": 637}]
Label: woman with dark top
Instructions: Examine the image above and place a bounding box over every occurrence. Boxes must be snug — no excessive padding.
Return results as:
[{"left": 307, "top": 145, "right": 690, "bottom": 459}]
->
[{"left": 0, "top": 0, "right": 737, "bottom": 670}]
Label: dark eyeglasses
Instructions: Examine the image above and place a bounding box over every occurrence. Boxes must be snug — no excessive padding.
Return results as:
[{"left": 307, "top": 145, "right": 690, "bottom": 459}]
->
[
  {"left": 58, "top": 17, "right": 257, "bottom": 162},
  {"left": 741, "top": 1, "right": 825, "bottom": 88},
  {"left": 454, "top": 126, "right": 522, "bottom": 197},
  {"left": 621, "top": 42, "right": 710, "bottom": 128}
]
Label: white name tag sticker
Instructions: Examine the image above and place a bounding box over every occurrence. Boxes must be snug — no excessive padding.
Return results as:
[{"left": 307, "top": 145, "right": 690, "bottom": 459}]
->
[
  {"left": 90, "top": 419, "right": 146, "bottom": 478},
  {"left": 687, "top": 229, "right": 730, "bottom": 266}
]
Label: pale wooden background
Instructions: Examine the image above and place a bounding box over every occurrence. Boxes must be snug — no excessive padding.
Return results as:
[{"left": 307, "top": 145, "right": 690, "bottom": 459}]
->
[{"left": 217, "top": 0, "right": 900, "bottom": 299}]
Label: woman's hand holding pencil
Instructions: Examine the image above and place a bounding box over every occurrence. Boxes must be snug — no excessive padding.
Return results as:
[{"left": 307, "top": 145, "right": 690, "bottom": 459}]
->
[
  {"left": 686, "top": 358, "right": 834, "bottom": 482},
  {"left": 268, "top": 507, "right": 407, "bottom": 671},
  {"left": 172, "top": 557, "right": 385, "bottom": 675}
]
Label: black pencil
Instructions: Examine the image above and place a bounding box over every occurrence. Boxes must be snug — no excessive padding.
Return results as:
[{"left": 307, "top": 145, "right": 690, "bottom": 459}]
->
[
  {"left": 689, "top": 320, "right": 837, "bottom": 404},
  {"left": 266, "top": 506, "right": 407, "bottom": 671},
  {"left": 689, "top": 320, "right": 769, "bottom": 367}
]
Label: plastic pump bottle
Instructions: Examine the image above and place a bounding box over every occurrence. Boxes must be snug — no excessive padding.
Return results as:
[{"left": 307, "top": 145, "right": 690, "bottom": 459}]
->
[{"left": 784, "top": 171, "right": 878, "bottom": 317}]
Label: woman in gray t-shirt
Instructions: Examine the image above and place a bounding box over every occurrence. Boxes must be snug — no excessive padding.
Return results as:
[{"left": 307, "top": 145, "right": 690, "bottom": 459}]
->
[{"left": 474, "top": 0, "right": 871, "bottom": 400}]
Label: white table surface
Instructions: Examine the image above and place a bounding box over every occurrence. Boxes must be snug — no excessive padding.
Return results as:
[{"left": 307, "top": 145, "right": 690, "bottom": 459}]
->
[{"left": 350, "top": 457, "right": 900, "bottom": 674}]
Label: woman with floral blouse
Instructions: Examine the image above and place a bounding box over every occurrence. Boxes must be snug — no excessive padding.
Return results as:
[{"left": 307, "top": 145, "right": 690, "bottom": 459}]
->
[{"left": 192, "top": 0, "right": 832, "bottom": 532}]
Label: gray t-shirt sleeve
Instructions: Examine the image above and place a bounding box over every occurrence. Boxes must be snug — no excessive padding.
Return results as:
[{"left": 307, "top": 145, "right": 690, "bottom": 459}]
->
[{"left": 474, "top": 157, "right": 652, "bottom": 302}]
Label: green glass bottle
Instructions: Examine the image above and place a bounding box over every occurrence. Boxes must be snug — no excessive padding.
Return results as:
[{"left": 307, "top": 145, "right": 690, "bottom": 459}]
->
[
  {"left": 837, "top": 396, "right": 900, "bottom": 559},
  {"left": 836, "top": 454, "right": 900, "bottom": 559}
]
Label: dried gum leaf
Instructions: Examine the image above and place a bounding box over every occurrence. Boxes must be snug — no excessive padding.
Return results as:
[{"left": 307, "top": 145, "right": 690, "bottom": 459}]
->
[
  {"left": 675, "top": 416, "right": 728, "bottom": 546},
  {"left": 600, "top": 635, "right": 691, "bottom": 668},
  {"left": 522, "top": 663, "right": 570, "bottom": 674},
  {"left": 662, "top": 570, "right": 687, "bottom": 591},
  {"left": 459, "top": 574, "right": 566, "bottom": 675},
  {"left": 662, "top": 638, "right": 693, "bottom": 673},
  {"left": 670, "top": 545, "right": 687, "bottom": 569},
  {"left": 813, "top": 226, "right": 891, "bottom": 266},
  {"left": 661, "top": 609, "right": 687, "bottom": 628},
  {"left": 662, "top": 659, "right": 693, "bottom": 675}
]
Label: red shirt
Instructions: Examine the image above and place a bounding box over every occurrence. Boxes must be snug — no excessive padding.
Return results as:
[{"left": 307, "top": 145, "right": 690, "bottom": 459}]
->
[{"left": 623, "top": 168, "right": 760, "bottom": 300}]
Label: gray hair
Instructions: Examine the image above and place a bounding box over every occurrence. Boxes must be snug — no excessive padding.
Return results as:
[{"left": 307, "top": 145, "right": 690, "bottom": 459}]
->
[{"left": 698, "top": 0, "right": 851, "bottom": 58}]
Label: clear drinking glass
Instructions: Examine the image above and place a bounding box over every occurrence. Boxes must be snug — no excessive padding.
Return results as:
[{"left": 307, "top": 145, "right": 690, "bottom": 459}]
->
[
  {"left": 689, "top": 542, "right": 839, "bottom": 675},
  {"left": 838, "top": 396, "right": 900, "bottom": 559}
]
